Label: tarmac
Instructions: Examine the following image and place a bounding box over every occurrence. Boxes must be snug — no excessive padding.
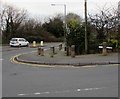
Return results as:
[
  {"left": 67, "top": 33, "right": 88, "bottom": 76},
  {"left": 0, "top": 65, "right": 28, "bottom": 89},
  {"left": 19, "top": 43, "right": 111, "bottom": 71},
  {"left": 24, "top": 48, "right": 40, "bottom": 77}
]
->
[{"left": 15, "top": 45, "right": 119, "bottom": 66}]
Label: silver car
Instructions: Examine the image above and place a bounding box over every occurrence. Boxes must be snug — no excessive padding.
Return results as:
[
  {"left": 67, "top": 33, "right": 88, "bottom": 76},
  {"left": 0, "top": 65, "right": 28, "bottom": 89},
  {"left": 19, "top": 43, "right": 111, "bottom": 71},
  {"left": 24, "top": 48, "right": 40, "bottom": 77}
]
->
[{"left": 10, "top": 38, "right": 29, "bottom": 47}]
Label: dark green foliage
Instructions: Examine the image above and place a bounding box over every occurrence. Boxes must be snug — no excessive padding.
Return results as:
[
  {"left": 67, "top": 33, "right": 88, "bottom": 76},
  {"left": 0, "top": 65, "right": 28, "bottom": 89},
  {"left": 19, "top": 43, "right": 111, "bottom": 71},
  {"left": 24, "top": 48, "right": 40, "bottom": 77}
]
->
[
  {"left": 42, "top": 16, "right": 64, "bottom": 38},
  {"left": 25, "top": 36, "right": 44, "bottom": 43},
  {"left": 107, "top": 39, "right": 120, "bottom": 49},
  {"left": 88, "top": 41, "right": 100, "bottom": 54},
  {"left": 66, "top": 19, "right": 85, "bottom": 54}
]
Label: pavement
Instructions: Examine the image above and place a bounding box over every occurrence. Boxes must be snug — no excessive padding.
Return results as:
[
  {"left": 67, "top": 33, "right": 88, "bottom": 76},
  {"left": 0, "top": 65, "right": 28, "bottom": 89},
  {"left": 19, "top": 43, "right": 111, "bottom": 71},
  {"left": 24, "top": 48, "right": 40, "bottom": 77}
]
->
[{"left": 15, "top": 45, "right": 119, "bottom": 66}]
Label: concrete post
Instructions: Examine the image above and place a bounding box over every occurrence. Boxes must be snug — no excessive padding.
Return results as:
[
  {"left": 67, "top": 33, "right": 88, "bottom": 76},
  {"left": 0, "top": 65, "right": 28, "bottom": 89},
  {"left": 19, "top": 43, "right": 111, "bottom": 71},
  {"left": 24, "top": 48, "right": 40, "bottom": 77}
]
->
[
  {"left": 38, "top": 47, "right": 41, "bottom": 55},
  {"left": 66, "top": 46, "right": 71, "bottom": 56},
  {"left": 102, "top": 42, "right": 107, "bottom": 56},
  {"left": 71, "top": 45, "right": 75, "bottom": 58},
  {"left": 40, "top": 41, "right": 44, "bottom": 47},
  {"left": 41, "top": 48, "right": 44, "bottom": 56},
  {"left": 50, "top": 47, "right": 54, "bottom": 57},
  {"left": 33, "top": 41, "right": 36, "bottom": 47}
]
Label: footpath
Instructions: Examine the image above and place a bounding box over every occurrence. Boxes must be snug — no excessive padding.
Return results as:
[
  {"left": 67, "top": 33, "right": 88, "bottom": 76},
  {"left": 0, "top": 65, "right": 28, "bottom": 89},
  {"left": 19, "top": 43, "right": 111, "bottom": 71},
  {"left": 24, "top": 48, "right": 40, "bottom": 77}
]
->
[{"left": 15, "top": 43, "right": 119, "bottom": 66}]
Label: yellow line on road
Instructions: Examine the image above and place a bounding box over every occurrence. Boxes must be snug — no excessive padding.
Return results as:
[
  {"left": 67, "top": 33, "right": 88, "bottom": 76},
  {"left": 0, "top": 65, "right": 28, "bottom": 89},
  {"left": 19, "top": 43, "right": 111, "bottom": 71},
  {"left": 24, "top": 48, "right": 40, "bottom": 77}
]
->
[
  {"left": 10, "top": 55, "right": 95, "bottom": 68},
  {"left": 10, "top": 52, "right": 119, "bottom": 68}
]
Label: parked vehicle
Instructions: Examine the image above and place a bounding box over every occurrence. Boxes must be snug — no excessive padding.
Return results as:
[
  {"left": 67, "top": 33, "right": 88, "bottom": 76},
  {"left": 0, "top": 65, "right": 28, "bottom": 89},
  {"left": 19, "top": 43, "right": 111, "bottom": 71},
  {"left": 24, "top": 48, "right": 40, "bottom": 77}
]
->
[{"left": 10, "top": 38, "right": 29, "bottom": 47}]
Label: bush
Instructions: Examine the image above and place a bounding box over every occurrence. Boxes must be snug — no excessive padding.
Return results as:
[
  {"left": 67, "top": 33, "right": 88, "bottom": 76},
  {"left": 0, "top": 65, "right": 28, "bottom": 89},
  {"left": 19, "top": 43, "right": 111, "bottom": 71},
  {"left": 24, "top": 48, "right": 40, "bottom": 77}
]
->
[
  {"left": 25, "top": 35, "right": 60, "bottom": 43},
  {"left": 25, "top": 36, "right": 44, "bottom": 43},
  {"left": 88, "top": 42, "right": 99, "bottom": 54},
  {"left": 107, "top": 39, "right": 119, "bottom": 49}
]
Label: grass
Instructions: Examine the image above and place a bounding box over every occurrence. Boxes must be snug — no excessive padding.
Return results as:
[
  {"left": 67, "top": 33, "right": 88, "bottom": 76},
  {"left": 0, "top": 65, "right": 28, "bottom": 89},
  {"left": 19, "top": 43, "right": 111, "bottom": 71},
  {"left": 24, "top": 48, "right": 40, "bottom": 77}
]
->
[{"left": 98, "top": 53, "right": 110, "bottom": 56}]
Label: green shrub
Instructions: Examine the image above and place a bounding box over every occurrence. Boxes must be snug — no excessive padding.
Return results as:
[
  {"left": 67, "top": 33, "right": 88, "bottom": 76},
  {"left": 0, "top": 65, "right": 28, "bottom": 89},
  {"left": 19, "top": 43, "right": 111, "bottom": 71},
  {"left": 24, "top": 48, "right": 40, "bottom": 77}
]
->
[{"left": 107, "top": 39, "right": 119, "bottom": 49}]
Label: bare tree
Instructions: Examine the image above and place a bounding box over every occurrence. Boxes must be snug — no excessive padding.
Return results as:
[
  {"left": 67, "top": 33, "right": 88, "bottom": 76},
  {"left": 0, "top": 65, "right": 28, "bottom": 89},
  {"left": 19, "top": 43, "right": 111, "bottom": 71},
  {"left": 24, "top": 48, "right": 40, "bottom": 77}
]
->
[
  {"left": 89, "top": 7, "right": 119, "bottom": 43},
  {"left": 0, "top": 1, "right": 5, "bottom": 35},
  {"left": 1, "top": 4, "right": 27, "bottom": 40}
]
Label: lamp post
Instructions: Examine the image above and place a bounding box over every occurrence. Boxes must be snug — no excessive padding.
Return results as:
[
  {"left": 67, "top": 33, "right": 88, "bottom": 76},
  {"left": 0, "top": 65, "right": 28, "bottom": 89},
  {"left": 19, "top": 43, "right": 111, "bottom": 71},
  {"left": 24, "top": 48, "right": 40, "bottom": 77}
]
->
[
  {"left": 51, "top": 4, "right": 67, "bottom": 50},
  {"left": 84, "top": 0, "right": 88, "bottom": 54}
]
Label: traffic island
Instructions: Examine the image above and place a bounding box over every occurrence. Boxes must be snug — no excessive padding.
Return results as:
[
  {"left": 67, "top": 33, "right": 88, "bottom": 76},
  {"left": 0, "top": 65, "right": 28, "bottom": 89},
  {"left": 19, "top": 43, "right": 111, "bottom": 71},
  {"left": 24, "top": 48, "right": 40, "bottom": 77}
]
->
[{"left": 13, "top": 49, "right": 119, "bottom": 67}]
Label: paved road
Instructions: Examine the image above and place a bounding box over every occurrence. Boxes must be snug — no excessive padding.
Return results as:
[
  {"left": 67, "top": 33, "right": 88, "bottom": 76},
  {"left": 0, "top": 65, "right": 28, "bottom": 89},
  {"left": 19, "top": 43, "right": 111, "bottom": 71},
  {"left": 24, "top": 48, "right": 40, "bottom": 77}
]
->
[{"left": 2, "top": 45, "right": 118, "bottom": 97}]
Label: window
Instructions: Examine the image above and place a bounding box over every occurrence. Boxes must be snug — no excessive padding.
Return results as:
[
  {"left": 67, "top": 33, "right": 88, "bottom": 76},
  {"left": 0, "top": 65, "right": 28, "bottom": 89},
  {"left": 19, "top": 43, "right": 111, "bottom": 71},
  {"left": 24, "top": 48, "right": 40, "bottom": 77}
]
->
[
  {"left": 19, "top": 39, "right": 25, "bottom": 41},
  {"left": 11, "top": 39, "right": 17, "bottom": 41}
]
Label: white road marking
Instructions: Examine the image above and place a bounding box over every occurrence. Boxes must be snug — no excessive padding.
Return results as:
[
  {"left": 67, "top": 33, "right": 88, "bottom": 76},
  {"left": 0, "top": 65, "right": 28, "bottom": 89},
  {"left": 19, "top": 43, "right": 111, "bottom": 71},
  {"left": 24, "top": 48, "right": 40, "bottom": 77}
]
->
[
  {"left": 0, "top": 59, "right": 3, "bottom": 61},
  {"left": 34, "top": 92, "right": 41, "bottom": 95},
  {"left": 54, "top": 90, "right": 70, "bottom": 93},
  {"left": 84, "top": 88, "right": 89, "bottom": 91},
  {"left": 18, "top": 87, "right": 105, "bottom": 96},
  {"left": 77, "top": 89, "right": 81, "bottom": 91},
  {"left": 41, "top": 92, "right": 50, "bottom": 94},
  {"left": 18, "top": 94, "right": 26, "bottom": 96}
]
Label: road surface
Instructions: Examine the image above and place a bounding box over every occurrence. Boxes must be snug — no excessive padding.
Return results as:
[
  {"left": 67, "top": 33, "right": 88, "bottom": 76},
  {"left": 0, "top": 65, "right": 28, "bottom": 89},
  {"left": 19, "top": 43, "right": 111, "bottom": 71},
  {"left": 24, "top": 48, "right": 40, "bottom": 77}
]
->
[{"left": 2, "top": 45, "right": 118, "bottom": 97}]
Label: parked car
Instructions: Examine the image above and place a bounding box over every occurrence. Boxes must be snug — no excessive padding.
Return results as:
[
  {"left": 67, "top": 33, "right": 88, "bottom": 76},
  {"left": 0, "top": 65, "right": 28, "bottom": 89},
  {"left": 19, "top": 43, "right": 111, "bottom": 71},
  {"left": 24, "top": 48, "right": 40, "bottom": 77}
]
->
[{"left": 10, "top": 38, "right": 29, "bottom": 47}]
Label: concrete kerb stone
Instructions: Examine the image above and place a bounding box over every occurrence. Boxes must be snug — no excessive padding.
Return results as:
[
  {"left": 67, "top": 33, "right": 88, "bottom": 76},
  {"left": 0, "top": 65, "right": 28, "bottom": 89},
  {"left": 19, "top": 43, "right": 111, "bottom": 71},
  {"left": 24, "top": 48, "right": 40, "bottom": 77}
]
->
[
  {"left": 12, "top": 45, "right": 119, "bottom": 67},
  {"left": 14, "top": 53, "right": 119, "bottom": 67}
]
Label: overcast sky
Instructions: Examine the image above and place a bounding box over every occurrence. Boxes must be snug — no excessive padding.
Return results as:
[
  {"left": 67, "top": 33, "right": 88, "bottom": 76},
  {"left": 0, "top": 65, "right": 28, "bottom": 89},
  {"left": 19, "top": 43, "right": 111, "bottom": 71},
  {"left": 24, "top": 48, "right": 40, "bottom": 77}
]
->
[{"left": 1, "top": 0, "right": 119, "bottom": 21}]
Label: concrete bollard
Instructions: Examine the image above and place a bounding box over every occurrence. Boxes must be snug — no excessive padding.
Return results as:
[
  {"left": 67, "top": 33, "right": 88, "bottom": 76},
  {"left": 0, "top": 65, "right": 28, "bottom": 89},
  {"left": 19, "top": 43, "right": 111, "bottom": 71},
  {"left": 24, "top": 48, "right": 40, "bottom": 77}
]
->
[
  {"left": 40, "top": 41, "right": 44, "bottom": 47},
  {"left": 38, "top": 47, "right": 41, "bottom": 55},
  {"left": 33, "top": 41, "right": 36, "bottom": 47},
  {"left": 102, "top": 42, "right": 107, "bottom": 56},
  {"left": 71, "top": 45, "right": 75, "bottom": 58},
  {"left": 41, "top": 47, "right": 44, "bottom": 56},
  {"left": 59, "top": 44, "right": 62, "bottom": 50},
  {"left": 50, "top": 47, "right": 54, "bottom": 57}
]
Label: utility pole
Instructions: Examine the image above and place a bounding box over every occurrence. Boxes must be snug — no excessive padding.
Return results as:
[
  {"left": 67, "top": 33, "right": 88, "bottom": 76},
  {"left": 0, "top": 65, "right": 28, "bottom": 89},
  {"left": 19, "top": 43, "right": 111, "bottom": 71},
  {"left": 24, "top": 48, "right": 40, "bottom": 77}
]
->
[
  {"left": 118, "top": 1, "right": 120, "bottom": 52},
  {"left": 84, "top": 0, "right": 88, "bottom": 54}
]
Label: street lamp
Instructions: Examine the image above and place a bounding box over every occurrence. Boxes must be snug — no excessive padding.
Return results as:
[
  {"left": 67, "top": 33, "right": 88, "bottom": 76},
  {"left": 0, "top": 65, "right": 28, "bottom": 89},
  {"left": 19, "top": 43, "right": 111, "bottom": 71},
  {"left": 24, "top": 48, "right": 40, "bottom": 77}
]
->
[{"left": 51, "top": 4, "right": 67, "bottom": 50}]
